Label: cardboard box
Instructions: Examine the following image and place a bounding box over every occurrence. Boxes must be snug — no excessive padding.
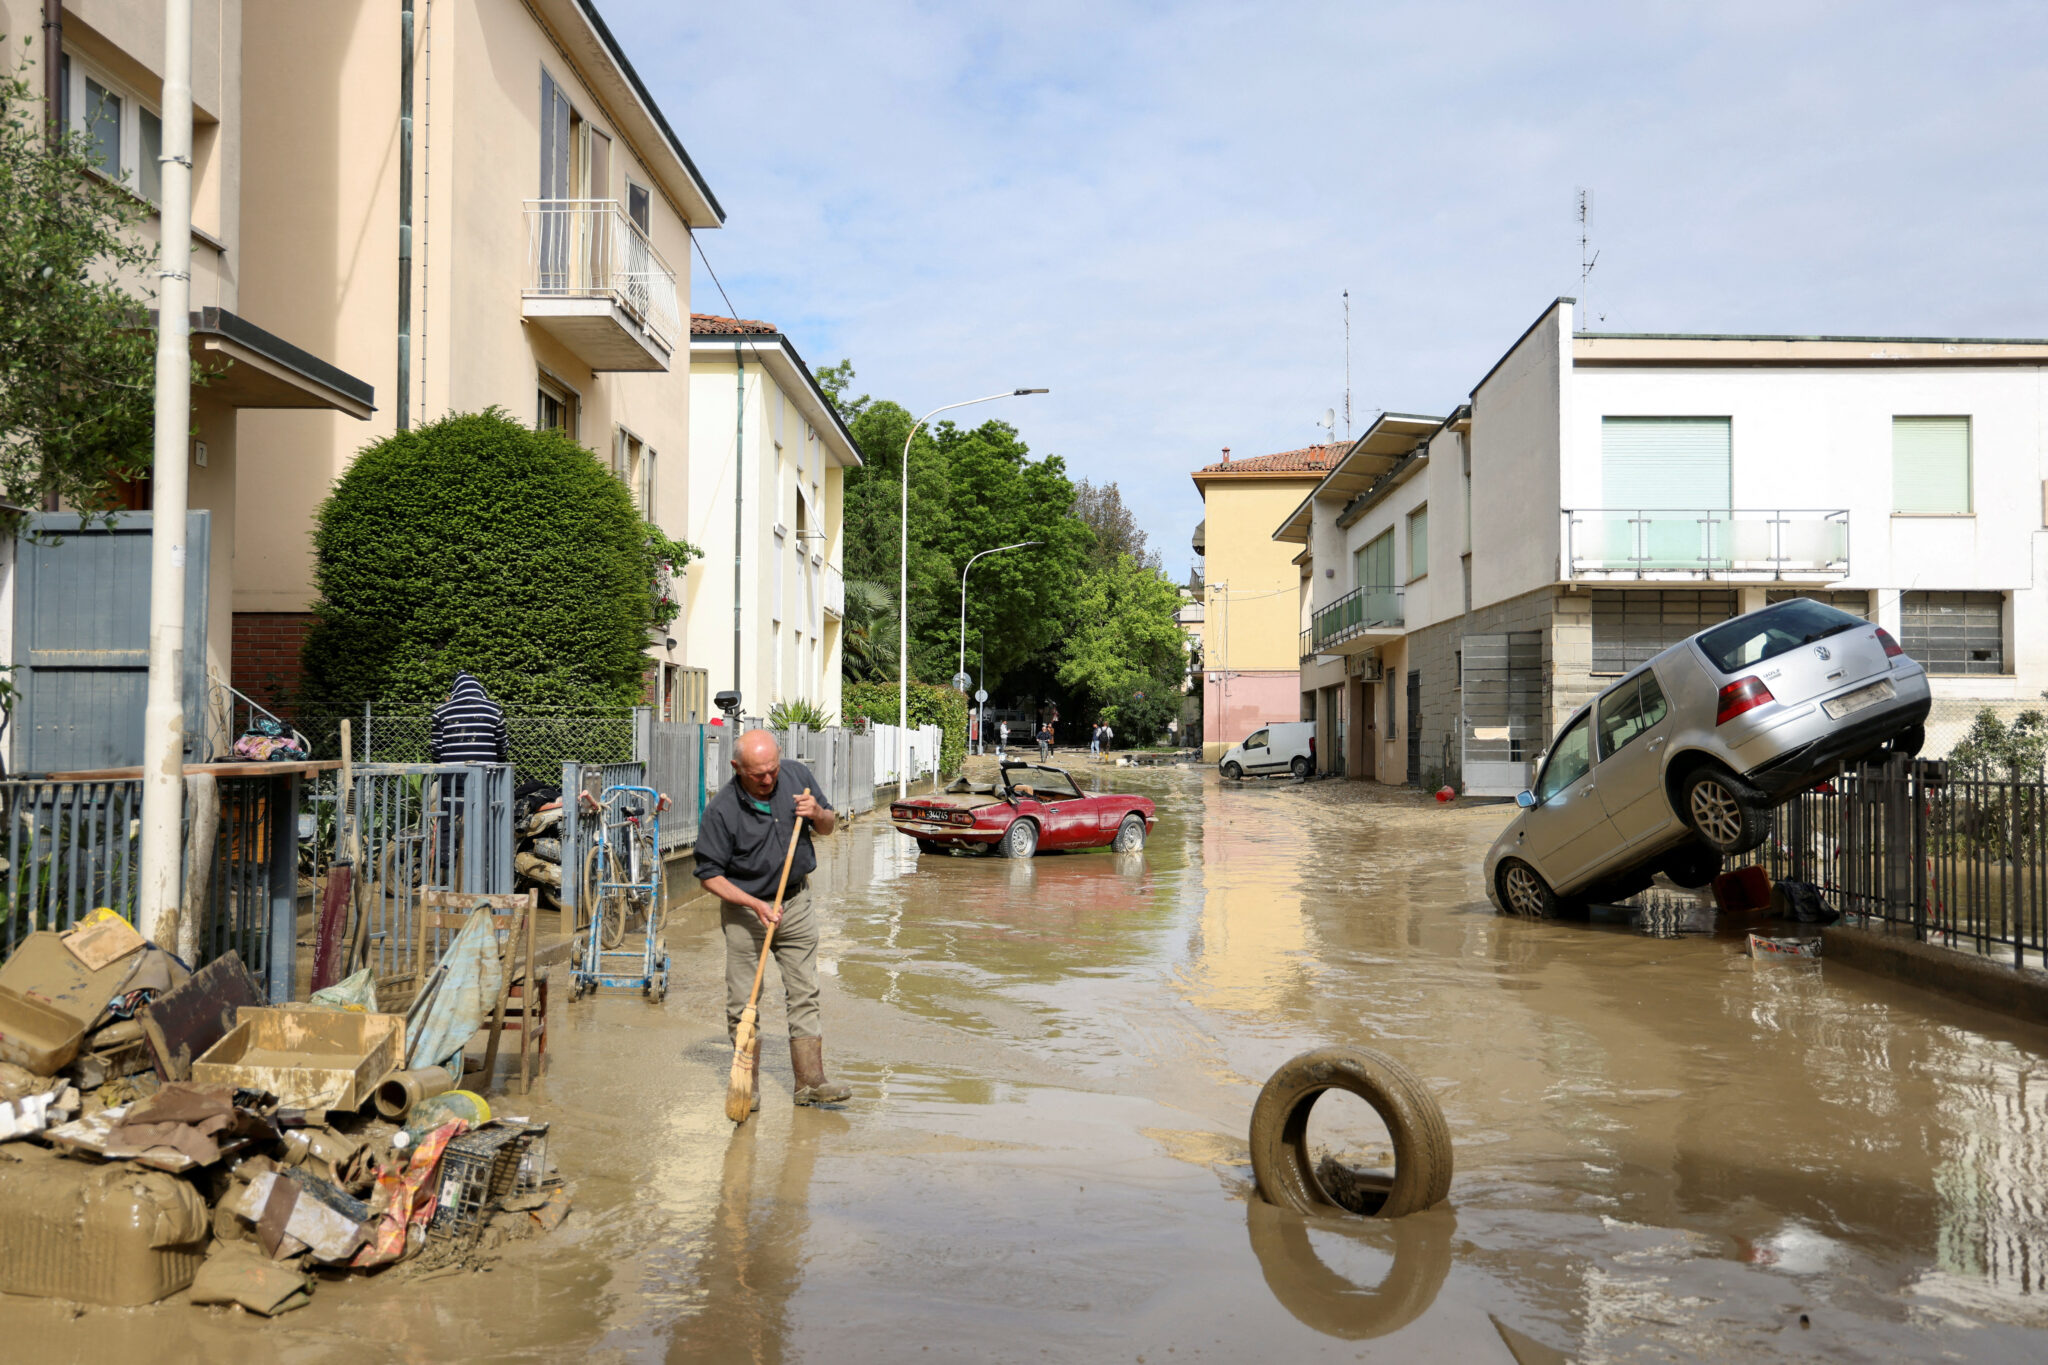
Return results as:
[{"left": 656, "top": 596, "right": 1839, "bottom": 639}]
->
[
  {"left": 0, "top": 985, "right": 85, "bottom": 1075},
  {"left": 0, "top": 931, "right": 141, "bottom": 1029},
  {"left": 191, "top": 1007, "right": 404, "bottom": 1112}
]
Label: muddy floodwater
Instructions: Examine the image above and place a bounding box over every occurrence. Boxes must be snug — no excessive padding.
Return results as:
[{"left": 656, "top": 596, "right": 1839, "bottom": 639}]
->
[{"left": 9, "top": 765, "right": 2048, "bottom": 1361}]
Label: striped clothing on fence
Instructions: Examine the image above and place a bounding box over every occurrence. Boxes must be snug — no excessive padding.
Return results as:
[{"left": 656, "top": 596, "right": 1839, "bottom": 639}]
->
[{"left": 429, "top": 672, "right": 508, "bottom": 764}]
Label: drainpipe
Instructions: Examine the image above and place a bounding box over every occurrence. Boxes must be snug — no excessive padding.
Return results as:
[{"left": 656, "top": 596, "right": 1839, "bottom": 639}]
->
[
  {"left": 396, "top": 0, "right": 414, "bottom": 430},
  {"left": 138, "top": 0, "right": 194, "bottom": 946},
  {"left": 732, "top": 342, "right": 744, "bottom": 698},
  {"left": 41, "top": 0, "right": 62, "bottom": 144}
]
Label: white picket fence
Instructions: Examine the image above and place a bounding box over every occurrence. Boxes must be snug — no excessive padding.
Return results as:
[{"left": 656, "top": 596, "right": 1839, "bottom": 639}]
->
[{"left": 867, "top": 721, "right": 944, "bottom": 788}]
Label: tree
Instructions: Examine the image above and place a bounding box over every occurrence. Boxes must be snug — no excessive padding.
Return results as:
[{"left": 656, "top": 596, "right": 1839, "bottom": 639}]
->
[
  {"left": 0, "top": 47, "right": 164, "bottom": 518},
  {"left": 299, "top": 409, "right": 692, "bottom": 713},
  {"left": 814, "top": 358, "right": 870, "bottom": 424},
  {"left": 1057, "top": 555, "right": 1189, "bottom": 743},
  {"left": 1072, "top": 480, "right": 1159, "bottom": 574}
]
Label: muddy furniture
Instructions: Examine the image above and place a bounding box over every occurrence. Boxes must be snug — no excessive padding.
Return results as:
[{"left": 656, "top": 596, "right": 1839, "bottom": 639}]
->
[
  {"left": 190, "top": 1007, "right": 404, "bottom": 1112},
  {"left": 417, "top": 890, "right": 545, "bottom": 1093}
]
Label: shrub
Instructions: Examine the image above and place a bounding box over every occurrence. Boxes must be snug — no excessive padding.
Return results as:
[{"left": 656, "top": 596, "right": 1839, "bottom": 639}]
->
[
  {"left": 768, "top": 698, "right": 835, "bottom": 729},
  {"left": 842, "top": 680, "right": 969, "bottom": 776},
  {"left": 299, "top": 408, "right": 688, "bottom": 713}
]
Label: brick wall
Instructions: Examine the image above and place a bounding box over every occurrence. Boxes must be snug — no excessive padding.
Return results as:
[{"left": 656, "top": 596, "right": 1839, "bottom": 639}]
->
[{"left": 231, "top": 612, "right": 316, "bottom": 716}]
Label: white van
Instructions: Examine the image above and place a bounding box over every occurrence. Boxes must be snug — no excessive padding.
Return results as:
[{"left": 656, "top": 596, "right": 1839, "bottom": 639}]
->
[{"left": 1218, "top": 721, "right": 1317, "bottom": 780}]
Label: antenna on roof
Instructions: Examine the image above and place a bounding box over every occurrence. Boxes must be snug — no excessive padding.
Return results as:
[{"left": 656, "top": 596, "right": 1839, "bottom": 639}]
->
[
  {"left": 1576, "top": 189, "right": 1603, "bottom": 329},
  {"left": 1342, "top": 289, "right": 1352, "bottom": 440}
]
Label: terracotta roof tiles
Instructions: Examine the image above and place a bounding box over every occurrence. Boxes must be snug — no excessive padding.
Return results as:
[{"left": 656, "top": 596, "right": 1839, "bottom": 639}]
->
[
  {"left": 1193, "top": 443, "right": 1347, "bottom": 475},
  {"left": 690, "top": 313, "right": 780, "bottom": 336}
]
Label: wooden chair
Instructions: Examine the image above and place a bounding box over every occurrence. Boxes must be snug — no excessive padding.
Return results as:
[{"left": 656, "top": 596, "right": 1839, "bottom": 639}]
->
[{"left": 416, "top": 889, "right": 547, "bottom": 1094}]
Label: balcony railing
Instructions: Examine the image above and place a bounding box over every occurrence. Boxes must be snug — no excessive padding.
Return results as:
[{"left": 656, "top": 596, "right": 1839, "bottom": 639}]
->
[
  {"left": 1299, "top": 628, "right": 1313, "bottom": 662},
  {"left": 1310, "top": 585, "right": 1404, "bottom": 652},
  {"left": 1564, "top": 508, "right": 1848, "bottom": 580},
  {"left": 822, "top": 562, "right": 845, "bottom": 619},
  {"left": 523, "top": 199, "right": 681, "bottom": 354}
]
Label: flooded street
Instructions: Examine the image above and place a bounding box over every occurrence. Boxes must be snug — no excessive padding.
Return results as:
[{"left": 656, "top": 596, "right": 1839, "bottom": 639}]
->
[{"left": 9, "top": 764, "right": 2048, "bottom": 1361}]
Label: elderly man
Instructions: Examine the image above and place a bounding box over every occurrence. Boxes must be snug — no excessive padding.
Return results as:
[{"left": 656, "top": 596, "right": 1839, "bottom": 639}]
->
[{"left": 695, "top": 729, "right": 853, "bottom": 1107}]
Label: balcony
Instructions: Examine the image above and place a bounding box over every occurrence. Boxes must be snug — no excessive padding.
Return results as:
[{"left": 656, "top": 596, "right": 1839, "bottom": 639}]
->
[
  {"left": 523, "top": 200, "right": 680, "bottom": 371},
  {"left": 1564, "top": 509, "right": 1848, "bottom": 581},
  {"left": 1310, "top": 585, "right": 1404, "bottom": 654},
  {"left": 822, "top": 562, "right": 845, "bottom": 619}
]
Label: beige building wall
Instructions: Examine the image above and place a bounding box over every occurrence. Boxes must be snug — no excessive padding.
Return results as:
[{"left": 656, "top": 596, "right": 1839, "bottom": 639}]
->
[
  {"left": 1193, "top": 475, "right": 1319, "bottom": 757},
  {"left": 235, "top": 0, "right": 713, "bottom": 703}
]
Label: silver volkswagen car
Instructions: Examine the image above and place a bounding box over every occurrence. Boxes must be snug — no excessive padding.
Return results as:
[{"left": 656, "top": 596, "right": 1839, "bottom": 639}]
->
[{"left": 1484, "top": 597, "right": 1931, "bottom": 917}]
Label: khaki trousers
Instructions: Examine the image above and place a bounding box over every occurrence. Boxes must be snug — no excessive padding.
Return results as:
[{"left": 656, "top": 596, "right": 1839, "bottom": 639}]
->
[{"left": 721, "top": 884, "right": 821, "bottom": 1041}]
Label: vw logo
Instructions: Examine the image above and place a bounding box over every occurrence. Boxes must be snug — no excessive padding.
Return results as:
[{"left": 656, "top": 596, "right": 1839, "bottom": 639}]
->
[{"left": 1814, "top": 645, "right": 1831, "bottom": 661}]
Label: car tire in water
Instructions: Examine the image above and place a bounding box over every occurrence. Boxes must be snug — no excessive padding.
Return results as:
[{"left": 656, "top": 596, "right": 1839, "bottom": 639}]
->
[
  {"left": 1681, "top": 766, "right": 1771, "bottom": 855},
  {"left": 1496, "top": 857, "right": 1563, "bottom": 919},
  {"left": 1291, "top": 756, "right": 1312, "bottom": 779},
  {"left": 1249, "top": 1046, "right": 1453, "bottom": 1220},
  {"left": 1659, "top": 842, "right": 1723, "bottom": 889},
  {"left": 998, "top": 819, "right": 1039, "bottom": 859},
  {"left": 1112, "top": 814, "right": 1146, "bottom": 853},
  {"left": 1222, "top": 761, "right": 1244, "bottom": 780}
]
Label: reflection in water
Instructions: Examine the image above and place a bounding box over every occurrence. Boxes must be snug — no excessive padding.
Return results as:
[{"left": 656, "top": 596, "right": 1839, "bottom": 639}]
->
[{"left": 1245, "top": 1199, "right": 1455, "bottom": 1340}]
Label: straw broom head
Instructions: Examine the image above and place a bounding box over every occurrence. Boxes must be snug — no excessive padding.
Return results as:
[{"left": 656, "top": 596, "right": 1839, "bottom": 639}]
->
[{"left": 725, "top": 1007, "right": 760, "bottom": 1121}]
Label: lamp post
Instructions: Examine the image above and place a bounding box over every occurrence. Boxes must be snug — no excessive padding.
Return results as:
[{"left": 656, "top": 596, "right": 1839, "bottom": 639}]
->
[
  {"left": 898, "top": 388, "right": 1047, "bottom": 796},
  {"left": 959, "top": 540, "right": 1040, "bottom": 684}
]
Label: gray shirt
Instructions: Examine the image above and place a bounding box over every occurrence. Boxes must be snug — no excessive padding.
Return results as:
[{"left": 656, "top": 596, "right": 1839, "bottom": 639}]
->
[{"left": 693, "top": 760, "right": 832, "bottom": 900}]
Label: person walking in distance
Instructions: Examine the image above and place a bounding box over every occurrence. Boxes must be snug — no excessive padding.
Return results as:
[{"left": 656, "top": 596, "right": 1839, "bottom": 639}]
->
[
  {"left": 998, "top": 719, "right": 1009, "bottom": 758},
  {"left": 695, "top": 729, "right": 853, "bottom": 1108},
  {"left": 1089, "top": 722, "right": 1103, "bottom": 759},
  {"left": 1101, "top": 721, "right": 1114, "bottom": 756},
  {"left": 1037, "top": 722, "right": 1053, "bottom": 761}
]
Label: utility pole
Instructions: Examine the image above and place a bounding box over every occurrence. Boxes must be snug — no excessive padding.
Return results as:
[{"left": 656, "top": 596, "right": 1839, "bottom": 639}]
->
[{"left": 139, "top": 0, "right": 194, "bottom": 946}]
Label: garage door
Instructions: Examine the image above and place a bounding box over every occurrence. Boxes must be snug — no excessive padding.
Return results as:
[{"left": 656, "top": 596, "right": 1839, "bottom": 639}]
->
[{"left": 1461, "top": 631, "right": 1543, "bottom": 797}]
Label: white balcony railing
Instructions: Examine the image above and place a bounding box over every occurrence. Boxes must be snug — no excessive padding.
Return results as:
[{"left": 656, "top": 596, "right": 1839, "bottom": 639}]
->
[
  {"left": 822, "top": 562, "right": 845, "bottom": 619},
  {"left": 1564, "top": 508, "right": 1849, "bottom": 580},
  {"left": 523, "top": 199, "right": 680, "bottom": 353}
]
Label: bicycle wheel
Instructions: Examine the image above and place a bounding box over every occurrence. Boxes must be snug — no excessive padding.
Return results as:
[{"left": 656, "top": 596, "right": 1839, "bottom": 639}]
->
[{"left": 599, "top": 837, "right": 628, "bottom": 950}]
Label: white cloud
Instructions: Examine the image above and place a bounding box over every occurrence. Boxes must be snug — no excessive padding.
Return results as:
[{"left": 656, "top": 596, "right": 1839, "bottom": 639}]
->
[{"left": 605, "top": 0, "right": 2048, "bottom": 575}]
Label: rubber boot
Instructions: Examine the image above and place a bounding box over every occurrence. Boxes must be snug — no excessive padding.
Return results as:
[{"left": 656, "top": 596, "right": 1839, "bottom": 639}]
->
[{"left": 790, "top": 1036, "right": 851, "bottom": 1106}]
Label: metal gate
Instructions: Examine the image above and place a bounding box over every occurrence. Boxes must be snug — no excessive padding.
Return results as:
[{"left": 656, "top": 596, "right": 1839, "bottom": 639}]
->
[
  {"left": 11, "top": 511, "right": 210, "bottom": 773},
  {"left": 1405, "top": 670, "right": 1422, "bottom": 787},
  {"left": 1461, "top": 631, "right": 1543, "bottom": 797}
]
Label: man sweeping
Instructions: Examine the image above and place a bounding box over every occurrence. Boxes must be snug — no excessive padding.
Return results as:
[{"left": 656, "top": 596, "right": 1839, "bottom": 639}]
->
[{"left": 696, "top": 729, "right": 854, "bottom": 1107}]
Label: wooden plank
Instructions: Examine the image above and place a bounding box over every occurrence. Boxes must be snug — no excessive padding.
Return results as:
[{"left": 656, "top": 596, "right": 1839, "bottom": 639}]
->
[
  {"left": 44, "top": 760, "right": 346, "bottom": 781},
  {"left": 138, "top": 951, "right": 263, "bottom": 1082}
]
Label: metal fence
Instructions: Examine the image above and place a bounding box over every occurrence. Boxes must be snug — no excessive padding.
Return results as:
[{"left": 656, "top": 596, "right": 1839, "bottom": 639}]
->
[
  {"left": 301, "top": 709, "right": 634, "bottom": 786},
  {"left": 1, "top": 773, "right": 302, "bottom": 1000},
  {"left": 1763, "top": 757, "right": 2047, "bottom": 970},
  {"left": 557, "top": 759, "right": 648, "bottom": 925},
  {"left": 643, "top": 722, "right": 720, "bottom": 851}
]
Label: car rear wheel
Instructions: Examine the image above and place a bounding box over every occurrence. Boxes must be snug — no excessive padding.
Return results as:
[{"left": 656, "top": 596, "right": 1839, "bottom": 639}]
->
[
  {"left": 1291, "top": 756, "right": 1312, "bottom": 779},
  {"left": 1497, "top": 858, "right": 1562, "bottom": 918},
  {"left": 1681, "top": 767, "right": 1770, "bottom": 855},
  {"left": 1222, "top": 761, "right": 1244, "bottom": 780},
  {"left": 998, "top": 819, "right": 1039, "bottom": 859},
  {"left": 1112, "top": 814, "right": 1147, "bottom": 853},
  {"left": 1659, "top": 843, "right": 1722, "bottom": 889}
]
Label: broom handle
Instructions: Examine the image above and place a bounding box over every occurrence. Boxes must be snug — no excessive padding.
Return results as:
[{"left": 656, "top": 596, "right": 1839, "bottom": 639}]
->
[{"left": 743, "top": 790, "right": 809, "bottom": 1014}]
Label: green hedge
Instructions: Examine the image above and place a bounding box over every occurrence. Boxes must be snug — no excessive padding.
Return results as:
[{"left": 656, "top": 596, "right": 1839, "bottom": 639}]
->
[
  {"left": 843, "top": 680, "right": 968, "bottom": 777},
  {"left": 299, "top": 408, "right": 663, "bottom": 713}
]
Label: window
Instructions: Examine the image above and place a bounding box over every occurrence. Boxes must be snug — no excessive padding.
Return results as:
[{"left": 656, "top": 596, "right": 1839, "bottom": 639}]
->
[
  {"left": 1697, "top": 598, "right": 1864, "bottom": 675},
  {"left": 1537, "top": 713, "right": 1594, "bottom": 803},
  {"left": 773, "top": 529, "right": 786, "bottom": 623},
  {"left": 1406, "top": 505, "right": 1428, "bottom": 581},
  {"left": 1601, "top": 417, "right": 1732, "bottom": 509},
  {"left": 540, "top": 70, "right": 573, "bottom": 199},
  {"left": 626, "top": 180, "right": 651, "bottom": 233},
  {"left": 1766, "top": 589, "right": 1871, "bottom": 620},
  {"left": 536, "top": 376, "right": 577, "bottom": 438},
  {"left": 1900, "top": 591, "right": 2005, "bottom": 675},
  {"left": 1461, "top": 554, "right": 1473, "bottom": 613},
  {"left": 1243, "top": 729, "right": 1269, "bottom": 750},
  {"left": 1596, "top": 671, "right": 1670, "bottom": 760},
  {"left": 1893, "top": 417, "right": 1971, "bottom": 514},
  {"left": 1591, "top": 589, "right": 1738, "bottom": 675},
  {"left": 615, "top": 428, "right": 647, "bottom": 511},
  {"left": 65, "top": 57, "right": 162, "bottom": 202},
  {"left": 1354, "top": 529, "right": 1394, "bottom": 589}
]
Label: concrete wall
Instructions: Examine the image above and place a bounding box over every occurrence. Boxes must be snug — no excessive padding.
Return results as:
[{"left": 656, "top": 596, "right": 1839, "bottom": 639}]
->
[
  {"left": 1202, "top": 670, "right": 1300, "bottom": 760},
  {"left": 1469, "top": 302, "right": 1569, "bottom": 610},
  {"left": 1199, "top": 477, "right": 1320, "bottom": 673}
]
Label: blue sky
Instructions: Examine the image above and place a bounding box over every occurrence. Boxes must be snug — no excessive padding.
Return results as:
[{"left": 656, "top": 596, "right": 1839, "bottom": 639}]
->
[{"left": 606, "top": 0, "right": 2048, "bottom": 578}]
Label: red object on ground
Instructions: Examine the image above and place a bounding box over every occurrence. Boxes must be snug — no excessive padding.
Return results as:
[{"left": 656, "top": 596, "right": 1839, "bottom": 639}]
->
[
  {"left": 1712, "top": 865, "right": 1772, "bottom": 914},
  {"left": 309, "top": 862, "right": 354, "bottom": 993},
  {"left": 1435, "top": 786, "right": 1456, "bottom": 803}
]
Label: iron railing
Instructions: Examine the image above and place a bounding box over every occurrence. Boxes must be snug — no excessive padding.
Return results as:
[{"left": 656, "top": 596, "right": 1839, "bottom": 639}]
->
[
  {"left": 523, "top": 198, "right": 681, "bottom": 352},
  {"left": 1564, "top": 508, "right": 1849, "bottom": 580},
  {"left": 823, "top": 562, "right": 845, "bottom": 619},
  {"left": 1299, "top": 629, "right": 1314, "bottom": 663},
  {"left": 1311, "top": 585, "right": 1404, "bottom": 652},
  {"left": 1763, "top": 758, "right": 2047, "bottom": 969}
]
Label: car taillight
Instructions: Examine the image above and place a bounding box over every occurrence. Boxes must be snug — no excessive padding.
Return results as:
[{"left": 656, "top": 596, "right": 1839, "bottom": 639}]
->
[
  {"left": 1876, "top": 627, "right": 1905, "bottom": 659},
  {"left": 950, "top": 812, "right": 974, "bottom": 826},
  {"left": 1716, "top": 676, "right": 1775, "bottom": 725}
]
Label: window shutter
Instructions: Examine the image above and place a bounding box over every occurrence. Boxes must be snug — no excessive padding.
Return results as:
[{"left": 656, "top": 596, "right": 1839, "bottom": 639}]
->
[
  {"left": 1600, "top": 418, "right": 1732, "bottom": 509},
  {"left": 1892, "top": 417, "right": 1971, "bottom": 514},
  {"left": 1407, "top": 505, "right": 1428, "bottom": 580}
]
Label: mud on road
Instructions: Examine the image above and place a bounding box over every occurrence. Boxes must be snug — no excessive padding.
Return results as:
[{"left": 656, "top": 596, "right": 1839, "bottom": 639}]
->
[{"left": 8, "top": 764, "right": 2047, "bottom": 1361}]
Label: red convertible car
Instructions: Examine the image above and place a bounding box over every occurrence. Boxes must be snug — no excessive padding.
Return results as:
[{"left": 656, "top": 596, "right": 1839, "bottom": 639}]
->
[{"left": 890, "top": 761, "right": 1157, "bottom": 858}]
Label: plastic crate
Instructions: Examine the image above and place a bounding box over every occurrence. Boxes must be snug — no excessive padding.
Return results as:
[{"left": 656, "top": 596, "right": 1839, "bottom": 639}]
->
[{"left": 429, "top": 1123, "right": 538, "bottom": 1237}]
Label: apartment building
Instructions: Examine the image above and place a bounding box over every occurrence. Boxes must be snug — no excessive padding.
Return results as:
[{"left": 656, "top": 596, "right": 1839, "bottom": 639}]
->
[
  {"left": 1189, "top": 444, "right": 1342, "bottom": 760},
  {"left": 1281, "top": 298, "right": 2048, "bottom": 794},
  {"left": 232, "top": 0, "right": 722, "bottom": 711},
  {"left": 1, "top": 0, "right": 375, "bottom": 771},
  {"left": 684, "top": 315, "right": 856, "bottom": 721}
]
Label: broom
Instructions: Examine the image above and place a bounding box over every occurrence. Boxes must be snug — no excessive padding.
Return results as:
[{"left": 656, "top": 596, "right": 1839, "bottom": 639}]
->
[{"left": 726, "top": 791, "right": 809, "bottom": 1123}]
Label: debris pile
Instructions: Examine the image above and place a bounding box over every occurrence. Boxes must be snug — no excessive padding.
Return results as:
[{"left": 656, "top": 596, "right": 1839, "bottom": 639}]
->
[
  {"left": 512, "top": 782, "right": 567, "bottom": 912},
  {"left": 0, "top": 909, "right": 570, "bottom": 1315}
]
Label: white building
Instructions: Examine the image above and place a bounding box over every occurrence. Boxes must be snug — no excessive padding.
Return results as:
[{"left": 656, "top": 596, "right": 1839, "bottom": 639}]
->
[
  {"left": 684, "top": 315, "right": 859, "bottom": 723},
  {"left": 1280, "top": 299, "right": 2048, "bottom": 793}
]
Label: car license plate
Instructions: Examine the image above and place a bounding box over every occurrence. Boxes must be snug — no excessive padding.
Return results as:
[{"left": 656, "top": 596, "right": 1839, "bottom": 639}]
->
[{"left": 1823, "top": 678, "right": 1895, "bottom": 720}]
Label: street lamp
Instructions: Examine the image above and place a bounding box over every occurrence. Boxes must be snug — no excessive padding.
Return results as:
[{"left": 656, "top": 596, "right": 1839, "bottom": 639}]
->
[
  {"left": 960, "top": 542, "right": 1038, "bottom": 758},
  {"left": 899, "top": 388, "right": 1048, "bottom": 796}
]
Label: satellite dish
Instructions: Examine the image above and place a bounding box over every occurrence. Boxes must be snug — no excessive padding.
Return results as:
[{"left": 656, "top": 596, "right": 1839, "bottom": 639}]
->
[{"left": 1322, "top": 408, "right": 1336, "bottom": 428}]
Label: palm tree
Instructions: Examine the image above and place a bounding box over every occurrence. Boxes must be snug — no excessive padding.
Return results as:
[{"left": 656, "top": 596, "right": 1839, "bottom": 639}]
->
[{"left": 839, "top": 579, "right": 899, "bottom": 682}]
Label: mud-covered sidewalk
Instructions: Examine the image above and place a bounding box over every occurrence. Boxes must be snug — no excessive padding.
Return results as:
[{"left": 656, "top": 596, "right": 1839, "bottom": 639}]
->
[{"left": 7, "top": 764, "right": 2048, "bottom": 1361}]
